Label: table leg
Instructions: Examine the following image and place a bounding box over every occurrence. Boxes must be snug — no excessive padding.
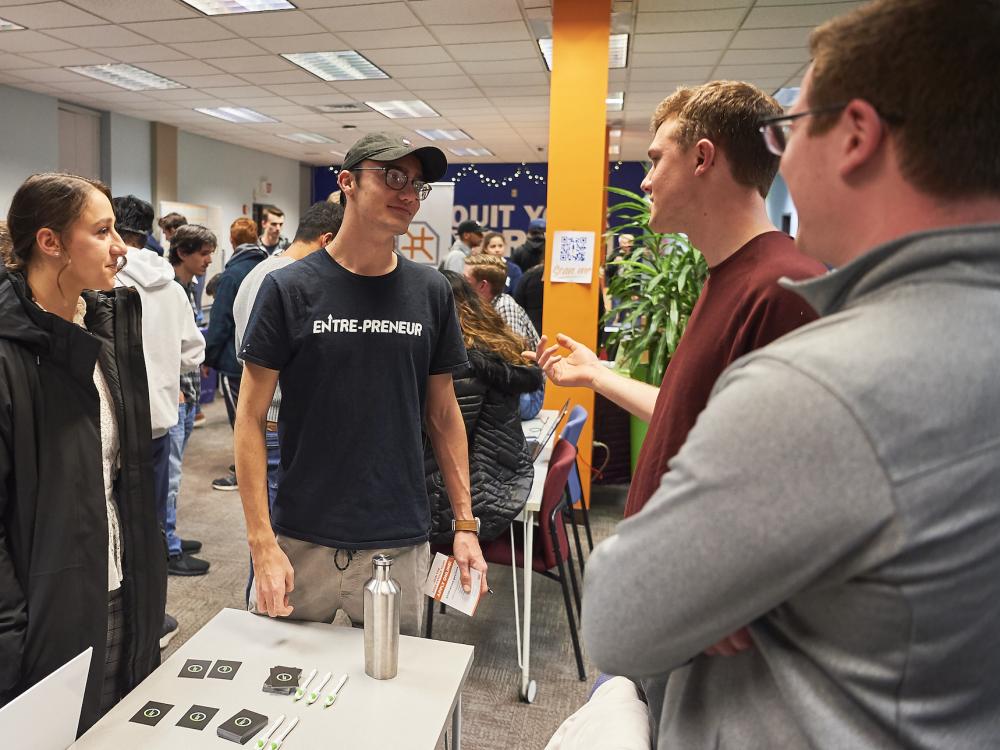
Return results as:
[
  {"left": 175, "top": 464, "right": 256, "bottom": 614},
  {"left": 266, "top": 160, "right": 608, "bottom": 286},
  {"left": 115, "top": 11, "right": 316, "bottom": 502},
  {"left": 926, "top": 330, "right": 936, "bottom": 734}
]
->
[
  {"left": 451, "top": 694, "right": 462, "bottom": 750},
  {"left": 521, "top": 509, "right": 533, "bottom": 699}
]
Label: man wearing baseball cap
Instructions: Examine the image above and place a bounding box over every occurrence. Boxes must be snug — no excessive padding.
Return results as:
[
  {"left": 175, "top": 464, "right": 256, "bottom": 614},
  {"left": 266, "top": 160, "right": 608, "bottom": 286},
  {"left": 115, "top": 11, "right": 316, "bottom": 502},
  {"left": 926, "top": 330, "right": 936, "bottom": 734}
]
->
[
  {"left": 236, "top": 133, "right": 487, "bottom": 634},
  {"left": 441, "top": 219, "right": 485, "bottom": 273}
]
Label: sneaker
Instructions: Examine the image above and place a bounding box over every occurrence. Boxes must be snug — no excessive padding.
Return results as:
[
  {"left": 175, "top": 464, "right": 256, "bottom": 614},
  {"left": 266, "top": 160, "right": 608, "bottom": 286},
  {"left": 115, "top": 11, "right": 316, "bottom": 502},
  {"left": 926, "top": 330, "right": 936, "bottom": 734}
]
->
[
  {"left": 168, "top": 553, "right": 210, "bottom": 576},
  {"left": 212, "top": 473, "right": 238, "bottom": 491},
  {"left": 193, "top": 411, "right": 206, "bottom": 428},
  {"left": 160, "top": 614, "right": 178, "bottom": 649},
  {"left": 180, "top": 538, "right": 202, "bottom": 554}
]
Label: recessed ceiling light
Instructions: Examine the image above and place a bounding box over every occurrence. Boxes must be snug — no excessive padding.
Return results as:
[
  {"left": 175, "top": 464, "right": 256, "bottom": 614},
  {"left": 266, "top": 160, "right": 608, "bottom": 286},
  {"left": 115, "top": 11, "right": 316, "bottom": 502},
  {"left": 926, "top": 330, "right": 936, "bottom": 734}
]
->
[
  {"left": 606, "top": 92, "right": 624, "bottom": 111},
  {"left": 178, "top": 0, "right": 295, "bottom": 15},
  {"left": 538, "top": 33, "right": 629, "bottom": 71},
  {"left": 416, "top": 129, "right": 469, "bottom": 141},
  {"left": 449, "top": 147, "right": 493, "bottom": 157},
  {"left": 366, "top": 100, "right": 438, "bottom": 119},
  {"left": 609, "top": 128, "right": 622, "bottom": 138},
  {"left": 282, "top": 50, "right": 388, "bottom": 81},
  {"left": 0, "top": 17, "right": 24, "bottom": 31},
  {"left": 195, "top": 107, "right": 277, "bottom": 123},
  {"left": 277, "top": 132, "right": 337, "bottom": 144},
  {"left": 66, "top": 63, "right": 185, "bottom": 91},
  {"left": 314, "top": 102, "right": 370, "bottom": 114},
  {"left": 608, "top": 144, "right": 620, "bottom": 155}
]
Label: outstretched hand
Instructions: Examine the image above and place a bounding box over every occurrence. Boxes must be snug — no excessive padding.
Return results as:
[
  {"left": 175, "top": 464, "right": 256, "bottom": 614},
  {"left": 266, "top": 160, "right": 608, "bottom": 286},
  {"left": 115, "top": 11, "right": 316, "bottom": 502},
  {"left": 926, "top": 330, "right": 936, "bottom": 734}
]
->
[{"left": 523, "top": 333, "right": 601, "bottom": 389}]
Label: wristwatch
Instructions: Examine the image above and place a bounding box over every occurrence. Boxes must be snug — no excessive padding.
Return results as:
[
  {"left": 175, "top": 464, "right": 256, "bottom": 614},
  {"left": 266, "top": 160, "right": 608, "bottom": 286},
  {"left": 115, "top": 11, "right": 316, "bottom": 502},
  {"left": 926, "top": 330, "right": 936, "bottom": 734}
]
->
[{"left": 451, "top": 518, "right": 481, "bottom": 535}]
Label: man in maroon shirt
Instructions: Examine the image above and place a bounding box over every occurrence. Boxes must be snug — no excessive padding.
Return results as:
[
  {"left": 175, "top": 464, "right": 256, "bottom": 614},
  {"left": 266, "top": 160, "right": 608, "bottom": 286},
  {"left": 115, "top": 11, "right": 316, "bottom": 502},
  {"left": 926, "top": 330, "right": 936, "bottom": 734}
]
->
[{"left": 533, "top": 81, "right": 825, "bottom": 650}]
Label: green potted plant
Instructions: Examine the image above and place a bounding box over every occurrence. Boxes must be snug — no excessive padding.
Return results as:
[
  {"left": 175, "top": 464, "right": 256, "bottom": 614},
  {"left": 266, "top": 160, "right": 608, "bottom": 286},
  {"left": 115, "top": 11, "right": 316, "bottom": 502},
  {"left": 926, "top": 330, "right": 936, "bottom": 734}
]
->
[{"left": 603, "top": 185, "right": 709, "bottom": 471}]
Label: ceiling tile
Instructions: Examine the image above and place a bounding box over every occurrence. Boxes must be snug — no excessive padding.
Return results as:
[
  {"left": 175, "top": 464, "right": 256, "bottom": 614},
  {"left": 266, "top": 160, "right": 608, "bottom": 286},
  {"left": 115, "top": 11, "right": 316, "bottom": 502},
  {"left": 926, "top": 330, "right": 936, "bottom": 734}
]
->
[
  {"left": 199, "top": 84, "right": 272, "bottom": 98},
  {"left": 64, "top": 0, "right": 200, "bottom": 22},
  {"left": 261, "top": 81, "right": 335, "bottom": 95},
  {"left": 243, "top": 70, "right": 318, "bottom": 85},
  {"left": 171, "top": 73, "right": 247, "bottom": 87},
  {"left": 409, "top": 0, "right": 521, "bottom": 24},
  {"left": 291, "top": 0, "right": 401, "bottom": 7},
  {"left": 379, "top": 61, "right": 462, "bottom": 77},
  {"left": 50, "top": 79, "right": 125, "bottom": 94},
  {"left": 630, "top": 50, "right": 720, "bottom": 67},
  {"left": 729, "top": 27, "right": 812, "bottom": 49},
  {"left": 142, "top": 59, "right": 225, "bottom": 76},
  {"left": 251, "top": 33, "right": 347, "bottom": 54},
  {"left": 0, "top": 51, "right": 45, "bottom": 69},
  {"left": 172, "top": 39, "right": 266, "bottom": 58},
  {"left": 0, "top": 2, "right": 105, "bottom": 28},
  {"left": 743, "top": 2, "right": 863, "bottom": 28},
  {"left": 361, "top": 46, "right": 450, "bottom": 65},
  {"left": 44, "top": 25, "right": 152, "bottom": 47},
  {"left": 629, "top": 65, "right": 711, "bottom": 81},
  {"left": 396, "top": 74, "right": 473, "bottom": 90},
  {"left": 224, "top": 95, "right": 292, "bottom": 106},
  {"left": 429, "top": 21, "right": 530, "bottom": 44},
  {"left": 472, "top": 71, "right": 548, "bottom": 87},
  {"left": 11, "top": 66, "right": 80, "bottom": 82},
  {"left": 626, "top": 79, "right": 692, "bottom": 92},
  {"left": 213, "top": 9, "right": 321, "bottom": 36},
  {"left": 207, "top": 55, "right": 296, "bottom": 73},
  {"left": 306, "top": 2, "right": 419, "bottom": 32},
  {"left": 718, "top": 47, "right": 810, "bottom": 65},
  {"left": 123, "top": 19, "right": 234, "bottom": 43},
  {"left": 410, "top": 87, "right": 479, "bottom": 100},
  {"left": 480, "top": 84, "right": 548, "bottom": 96},
  {"left": 96, "top": 44, "right": 191, "bottom": 63},
  {"left": 460, "top": 58, "right": 545, "bottom": 75},
  {"left": 633, "top": 30, "right": 730, "bottom": 52},
  {"left": 636, "top": 8, "right": 747, "bottom": 32},
  {"left": 331, "top": 78, "right": 406, "bottom": 94},
  {"left": 23, "top": 48, "right": 113, "bottom": 66},
  {"left": 0, "top": 30, "right": 74, "bottom": 53},
  {"left": 337, "top": 26, "right": 436, "bottom": 48},
  {"left": 713, "top": 62, "right": 803, "bottom": 79},
  {"left": 250, "top": 104, "right": 315, "bottom": 115},
  {"left": 449, "top": 40, "right": 538, "bottom": 61}
]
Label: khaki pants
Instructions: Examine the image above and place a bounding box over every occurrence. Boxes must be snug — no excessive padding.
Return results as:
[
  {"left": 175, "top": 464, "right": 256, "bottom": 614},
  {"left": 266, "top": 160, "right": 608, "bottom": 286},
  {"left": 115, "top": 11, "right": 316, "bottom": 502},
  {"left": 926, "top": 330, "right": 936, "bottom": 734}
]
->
[{"left": 249, "top": 535, "right": 431, "bottom": 637}]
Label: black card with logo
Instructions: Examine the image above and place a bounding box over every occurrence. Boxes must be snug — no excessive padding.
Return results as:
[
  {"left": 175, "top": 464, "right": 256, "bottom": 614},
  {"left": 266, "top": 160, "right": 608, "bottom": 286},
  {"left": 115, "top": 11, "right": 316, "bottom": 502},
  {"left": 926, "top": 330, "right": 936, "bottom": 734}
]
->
[
  {"left": 208, "top": 660, "right": 242, "bottom": 680},
  {"left": 179, "top": 658, "right": 211, "bottom": 679},
  {"left": 129, "top": 700, "right": 173, "bottom": 726},
  {"left": 262, "top": 665, "right": 300, "bottom": 694},
  {"left": 217, "top": 709, "right": 268, "bottom": 744},
  {"left": 176, "top": 704, "right": 219, "bottom": 730}
]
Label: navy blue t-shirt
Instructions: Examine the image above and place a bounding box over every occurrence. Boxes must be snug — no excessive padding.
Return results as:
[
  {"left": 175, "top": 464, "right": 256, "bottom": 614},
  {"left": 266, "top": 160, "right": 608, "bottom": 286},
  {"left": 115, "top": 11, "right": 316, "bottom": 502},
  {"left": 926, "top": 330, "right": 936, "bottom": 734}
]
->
[{"left": 240, "top": 250, "right": 467, "bottom": 549}]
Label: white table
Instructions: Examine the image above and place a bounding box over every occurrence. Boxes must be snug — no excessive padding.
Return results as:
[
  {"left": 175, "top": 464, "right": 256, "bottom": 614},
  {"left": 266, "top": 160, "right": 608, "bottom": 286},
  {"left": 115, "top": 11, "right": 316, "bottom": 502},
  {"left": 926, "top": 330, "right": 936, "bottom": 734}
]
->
[
  {"left": 514, "top": 409, "right": 559, "bottom": 703},
  {"left": 72, "top": 608, "right": 473, "bottom": 749}
]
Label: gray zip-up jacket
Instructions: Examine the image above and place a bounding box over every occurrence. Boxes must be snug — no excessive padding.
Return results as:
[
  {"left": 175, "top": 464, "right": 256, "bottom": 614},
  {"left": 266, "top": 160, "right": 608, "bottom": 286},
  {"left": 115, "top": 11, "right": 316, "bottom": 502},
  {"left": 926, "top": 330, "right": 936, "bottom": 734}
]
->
[{"left": 582, "top": 225, "right": 1000, "bottom": 749}]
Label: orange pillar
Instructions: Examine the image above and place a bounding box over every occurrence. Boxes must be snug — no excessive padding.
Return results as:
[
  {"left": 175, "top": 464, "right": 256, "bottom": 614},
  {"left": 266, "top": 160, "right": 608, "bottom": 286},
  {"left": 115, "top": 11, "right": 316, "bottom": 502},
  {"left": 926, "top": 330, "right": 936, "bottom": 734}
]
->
[{"left": 541, "top": 0, "right": 611, "bottom": 505}]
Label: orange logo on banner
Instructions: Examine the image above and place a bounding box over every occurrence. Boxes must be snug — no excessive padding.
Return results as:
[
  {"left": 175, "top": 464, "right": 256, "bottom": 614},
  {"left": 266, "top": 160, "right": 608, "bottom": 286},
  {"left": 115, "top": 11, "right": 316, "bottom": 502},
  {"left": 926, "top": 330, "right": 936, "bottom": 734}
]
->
[{"left": 399, "top": 221, "right": 438, "bottom": 262}]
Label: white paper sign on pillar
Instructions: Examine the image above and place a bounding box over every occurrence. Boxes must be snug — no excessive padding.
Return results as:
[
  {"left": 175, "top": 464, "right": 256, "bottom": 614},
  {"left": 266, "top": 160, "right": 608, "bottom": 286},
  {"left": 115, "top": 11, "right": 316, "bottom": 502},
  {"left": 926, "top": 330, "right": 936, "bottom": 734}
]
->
[
  {"left": 549, "top": 230, "right": 596, "bottom": 284},
  {"left": 395, "top": 181, "right": 455, "bottom": 266}
]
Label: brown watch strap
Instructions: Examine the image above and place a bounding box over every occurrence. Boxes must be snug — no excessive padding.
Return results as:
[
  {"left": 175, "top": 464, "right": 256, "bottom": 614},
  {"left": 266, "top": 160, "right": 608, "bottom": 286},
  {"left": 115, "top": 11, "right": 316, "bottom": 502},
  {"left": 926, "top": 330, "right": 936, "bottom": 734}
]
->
[{"left": 453, "top": 519, "right": 480, "bottom": 534}]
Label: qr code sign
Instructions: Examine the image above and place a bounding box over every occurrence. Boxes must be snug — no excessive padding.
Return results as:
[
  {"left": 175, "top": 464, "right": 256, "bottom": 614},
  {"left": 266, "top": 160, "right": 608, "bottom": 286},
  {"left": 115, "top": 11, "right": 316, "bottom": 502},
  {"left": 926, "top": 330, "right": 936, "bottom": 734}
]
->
[{"left": 558, "top": 234, "right": 588, "bottom": 263}]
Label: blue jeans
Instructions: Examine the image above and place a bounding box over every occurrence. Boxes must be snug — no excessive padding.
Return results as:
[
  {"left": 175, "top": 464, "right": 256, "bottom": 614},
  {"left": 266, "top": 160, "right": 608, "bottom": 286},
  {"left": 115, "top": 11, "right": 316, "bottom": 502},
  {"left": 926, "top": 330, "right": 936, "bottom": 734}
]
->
[{"left": 166, "top": 401, "right": 197, "bottom": 556}]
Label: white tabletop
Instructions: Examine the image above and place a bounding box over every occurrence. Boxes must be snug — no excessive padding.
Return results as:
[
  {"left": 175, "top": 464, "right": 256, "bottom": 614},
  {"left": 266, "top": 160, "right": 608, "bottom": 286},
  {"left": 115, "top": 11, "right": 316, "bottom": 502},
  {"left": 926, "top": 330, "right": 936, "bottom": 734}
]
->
[
  {"left": 73, "top": 608, "right": 473, "bottom": 749},
  {"left": 521, "top": 409, "right": 560, "bottom": 514}
]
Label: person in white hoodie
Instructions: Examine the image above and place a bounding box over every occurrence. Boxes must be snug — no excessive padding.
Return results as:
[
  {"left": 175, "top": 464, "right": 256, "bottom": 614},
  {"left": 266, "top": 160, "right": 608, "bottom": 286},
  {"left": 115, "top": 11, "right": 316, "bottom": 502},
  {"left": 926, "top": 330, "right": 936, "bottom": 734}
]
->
[{"left": 112, "top": 197, "right": 208, "bottom": 593}]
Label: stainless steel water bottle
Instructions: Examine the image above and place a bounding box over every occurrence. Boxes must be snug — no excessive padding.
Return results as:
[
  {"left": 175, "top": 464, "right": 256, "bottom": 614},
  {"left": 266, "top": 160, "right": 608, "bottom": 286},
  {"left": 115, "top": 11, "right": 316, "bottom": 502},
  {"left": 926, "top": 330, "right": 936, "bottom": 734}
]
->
[{"left": 363, "top": 554, "right": 400, "bottom": 679}]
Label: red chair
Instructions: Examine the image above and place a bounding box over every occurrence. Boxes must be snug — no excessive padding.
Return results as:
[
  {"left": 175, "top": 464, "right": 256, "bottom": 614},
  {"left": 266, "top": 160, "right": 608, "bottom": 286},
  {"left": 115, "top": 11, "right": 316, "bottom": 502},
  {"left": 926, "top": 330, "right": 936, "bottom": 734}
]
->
[{"left": 478, "top": 438, "right": 586, "bottom": 680}]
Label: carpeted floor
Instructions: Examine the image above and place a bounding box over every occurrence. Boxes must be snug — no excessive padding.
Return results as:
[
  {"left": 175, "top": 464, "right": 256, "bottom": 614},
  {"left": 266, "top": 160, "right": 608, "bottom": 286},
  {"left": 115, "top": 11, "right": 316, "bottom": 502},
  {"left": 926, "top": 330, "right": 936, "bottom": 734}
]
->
[{"left": 165, "top": 398, "right": 627, "bottom": 750}]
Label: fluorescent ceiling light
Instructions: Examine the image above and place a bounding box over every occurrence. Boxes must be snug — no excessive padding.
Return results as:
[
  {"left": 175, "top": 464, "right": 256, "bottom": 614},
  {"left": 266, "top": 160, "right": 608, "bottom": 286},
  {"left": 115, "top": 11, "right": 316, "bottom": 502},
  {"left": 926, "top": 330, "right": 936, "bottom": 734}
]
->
[
  {"left": 608, "top": 144, "right": 620, "bottom": 155},
  {"left": 449, "top": 147, "right": 493, "bottom": 157},
  {"left": 277, "top": 132, "right": 336, "bottom": 144},
  {"left": 282, "top": 51, "right": 388, "bottom": 82},
  {"left": 609, "top": 128, "right": 622, "bottom": 138},
  {"left": 606, "top": 92, "right": 624, "bottom": 111},
  {"left": 179, "top": 0, "right": 294, "bottom": 15},
  {"left": 539, "top": 33, "right": 629, "bottom": 71},
  {"left": 66, "top": 63, "right": 184, "bottom": 91},
  {"left": 314, "top": 102, "right": 369, "bottom": 114},
  {"left": 0, "top": 17, "right": 24, "bottom": 31},
  {"left": 416, "top": 129, "right": 469, "bottom": 141},
  {"left": 366, "top": 99, "right": 438, "bottom": 119},
  {"left": 195, "top": 106, "right": 277, "bottom": 123}
]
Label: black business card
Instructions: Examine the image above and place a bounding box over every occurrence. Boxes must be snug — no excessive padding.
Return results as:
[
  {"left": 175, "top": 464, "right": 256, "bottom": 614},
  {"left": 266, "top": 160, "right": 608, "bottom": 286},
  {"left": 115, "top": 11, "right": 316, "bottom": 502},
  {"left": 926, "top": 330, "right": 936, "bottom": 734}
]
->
[
  {"left": 217, "top": 709, "right": 268, "bottom": 744},
  {"left": 129, "top": 700, "right": 173, "bottom": 726},
  {"left": 179, "top": 658, "right": 212, "bottom": 679},
  {"left": 208, "top": 660, "right": 242, "bottom": 680},
  {"left": 176, "top": 704, "right": 219, "bottom": 730}
]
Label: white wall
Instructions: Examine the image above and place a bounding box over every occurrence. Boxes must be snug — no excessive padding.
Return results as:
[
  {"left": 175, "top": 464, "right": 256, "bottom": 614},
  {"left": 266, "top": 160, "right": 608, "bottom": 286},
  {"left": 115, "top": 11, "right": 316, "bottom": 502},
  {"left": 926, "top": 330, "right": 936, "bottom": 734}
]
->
[
  {"left": 107, "top": 112, "right": 152, "bottom": 202},
  {"left": 0, "top": 85, "right": 59, "bottom": 216},
  {"left": 177, "top": 131, "right": 300, "bottom": 260}
]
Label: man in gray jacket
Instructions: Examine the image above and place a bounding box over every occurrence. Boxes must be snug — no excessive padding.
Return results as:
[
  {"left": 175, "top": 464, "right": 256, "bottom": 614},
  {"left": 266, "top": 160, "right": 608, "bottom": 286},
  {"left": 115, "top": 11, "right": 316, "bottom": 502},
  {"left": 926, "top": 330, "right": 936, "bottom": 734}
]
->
[{"left": 581, "top": 1, "right": 1000, "bottom": 748}]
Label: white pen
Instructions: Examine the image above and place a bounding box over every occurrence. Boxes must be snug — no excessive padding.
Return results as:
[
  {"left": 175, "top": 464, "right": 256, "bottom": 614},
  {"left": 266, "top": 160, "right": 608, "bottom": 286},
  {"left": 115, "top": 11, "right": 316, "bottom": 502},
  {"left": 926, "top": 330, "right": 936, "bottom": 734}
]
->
[
  {"left": 269, "top": 716, "right": 299, "bottom": 750},
  {"left": 323, "top": 673, "right": 349, "bottom": 708},
  {"left": 293, "top": 668, "right": 317, "bottom": 701},
  {"left": 253, "top": 714, "right": 285, "bottom": 750},
  {"left": 306, "top": 671, "right": 332, "bottom": 705}
]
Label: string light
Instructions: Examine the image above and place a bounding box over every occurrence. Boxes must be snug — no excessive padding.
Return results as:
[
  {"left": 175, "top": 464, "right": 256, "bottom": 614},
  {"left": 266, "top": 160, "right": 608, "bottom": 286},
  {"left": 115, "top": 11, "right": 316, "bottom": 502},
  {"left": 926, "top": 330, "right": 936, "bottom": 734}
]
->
[{"left": 451, "top": 163, "right": 547, "bottom": 188}]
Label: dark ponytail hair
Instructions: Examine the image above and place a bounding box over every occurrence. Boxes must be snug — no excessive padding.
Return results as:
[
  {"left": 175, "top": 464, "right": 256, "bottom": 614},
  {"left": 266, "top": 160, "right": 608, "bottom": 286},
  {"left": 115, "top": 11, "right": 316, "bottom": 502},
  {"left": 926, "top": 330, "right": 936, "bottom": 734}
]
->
[{"left": 5, "top": 172, "right": 112, "bottom": 273}]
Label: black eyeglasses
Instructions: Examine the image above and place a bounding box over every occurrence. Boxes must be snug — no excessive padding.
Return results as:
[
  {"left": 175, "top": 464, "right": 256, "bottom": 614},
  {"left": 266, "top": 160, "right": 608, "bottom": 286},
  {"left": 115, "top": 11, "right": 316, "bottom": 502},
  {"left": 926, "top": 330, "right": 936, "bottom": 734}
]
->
[
  {"left": 759, "top": 103, "right": 904, "bottom": 156},
  {"left": 351, "top": 166, "right": 432, "bottom": 200}
]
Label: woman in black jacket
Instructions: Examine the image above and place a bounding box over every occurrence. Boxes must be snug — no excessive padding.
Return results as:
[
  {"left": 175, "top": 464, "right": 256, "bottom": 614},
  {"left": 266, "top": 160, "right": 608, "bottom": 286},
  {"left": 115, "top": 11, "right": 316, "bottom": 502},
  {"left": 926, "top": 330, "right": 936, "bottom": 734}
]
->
[
  {"left": 0, "top": 173, "right": 166, "bottom": 734},
  {"left": 427, "top": 273, "right": 544, "bottom": 543}
]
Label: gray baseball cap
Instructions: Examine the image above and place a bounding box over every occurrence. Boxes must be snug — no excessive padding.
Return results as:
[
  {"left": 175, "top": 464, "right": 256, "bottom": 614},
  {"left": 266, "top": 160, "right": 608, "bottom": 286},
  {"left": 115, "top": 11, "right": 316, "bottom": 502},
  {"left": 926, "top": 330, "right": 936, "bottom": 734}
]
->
[{"left": 341, "top": 132, "right": 448, "bottom": 182}]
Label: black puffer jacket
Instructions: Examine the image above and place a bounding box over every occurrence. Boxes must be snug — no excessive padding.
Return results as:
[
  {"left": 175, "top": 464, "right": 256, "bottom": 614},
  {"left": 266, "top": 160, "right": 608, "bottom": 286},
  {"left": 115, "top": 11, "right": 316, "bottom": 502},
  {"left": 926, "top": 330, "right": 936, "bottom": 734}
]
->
[
  {"left": 0, "top": 269, "right": 166, "bottom": 735},
  {"left": 426, "top": 348, "right": 543, "bottom": 543}
]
